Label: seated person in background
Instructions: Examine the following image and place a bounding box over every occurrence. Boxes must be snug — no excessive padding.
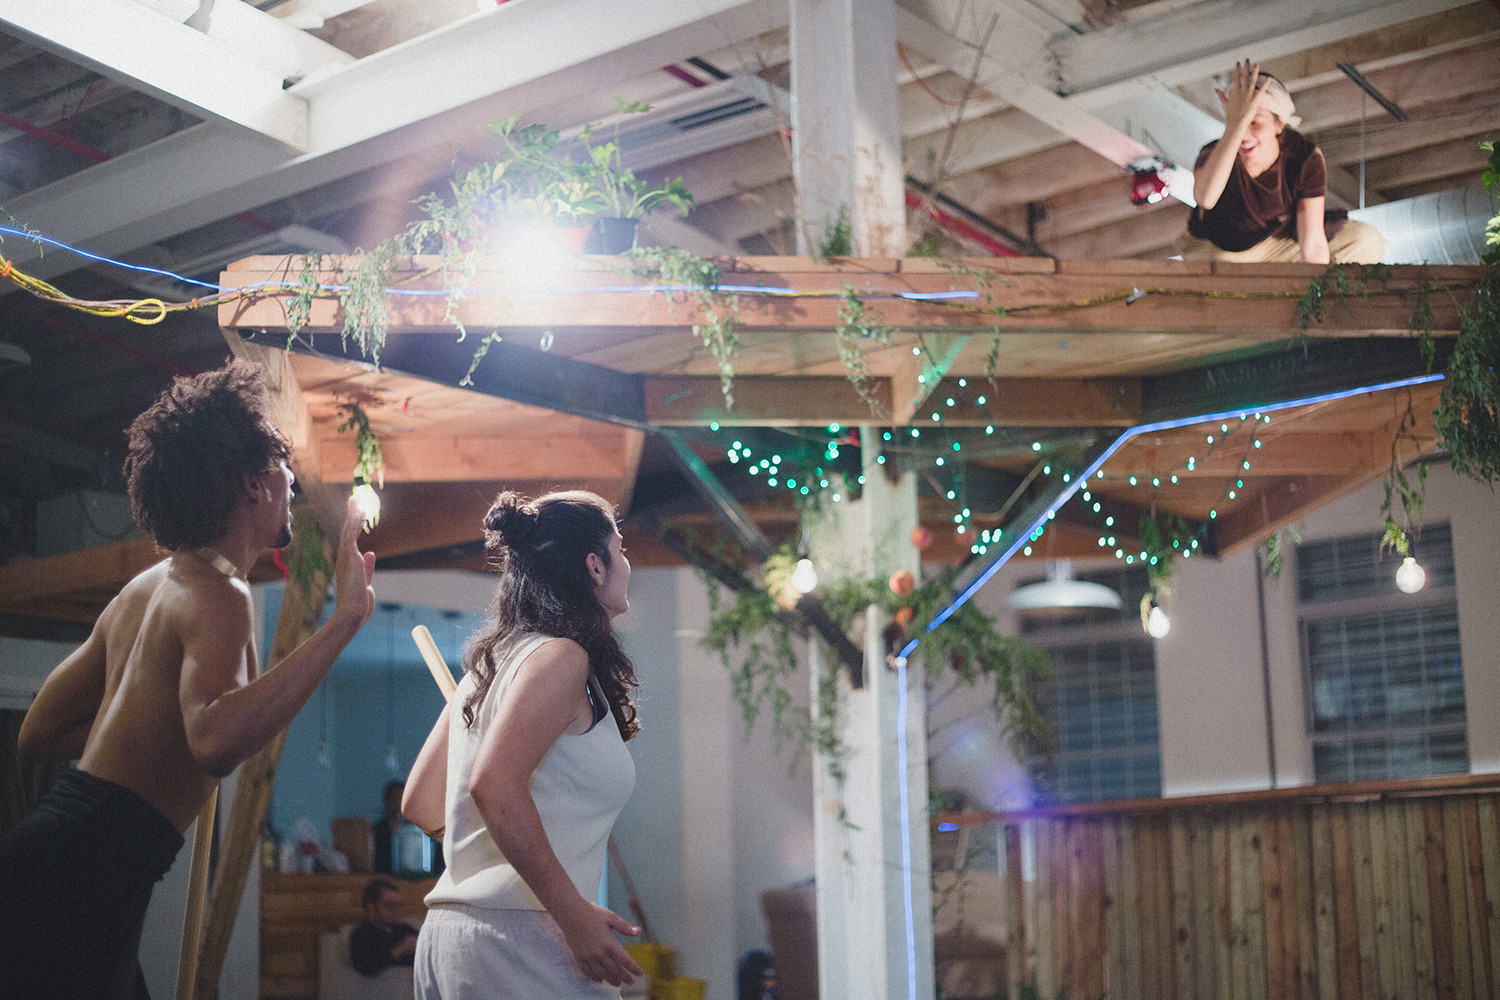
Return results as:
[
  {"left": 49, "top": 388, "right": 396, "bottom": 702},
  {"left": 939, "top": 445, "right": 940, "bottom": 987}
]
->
[
  {"left": 351, "top": 877, "right": 418, "bottom": 978},
  {"left": 1178, "top": 60, "right": 1385, "bottom": 264},
  {"left": 372, "top": 780, "right": 404, "bottom": 874}
]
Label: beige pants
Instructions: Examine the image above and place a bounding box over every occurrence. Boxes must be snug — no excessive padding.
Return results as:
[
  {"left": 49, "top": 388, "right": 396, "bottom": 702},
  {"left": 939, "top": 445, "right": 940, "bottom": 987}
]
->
[{"left": 1176, "top": 219, "right": 1386, "bottom": 264}]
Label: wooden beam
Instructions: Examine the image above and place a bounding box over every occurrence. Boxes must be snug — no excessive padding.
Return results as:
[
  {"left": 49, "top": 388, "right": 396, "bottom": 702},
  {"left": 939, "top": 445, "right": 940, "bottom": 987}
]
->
[
  {"left": 894, "top": 333, "right": 970, "bottom": 425},
  {"left": 911, "top": 375, "right": 1141, "bottom": 427},
  {"left": 1365, "top": 133, "right": 1494, "bottom": 193},
  {"left": 1259, "top": 3, "right": 1500, "bottom": 89},
  {"left": 617, "top": 428, "right": 646, "bottom": 519},
  {"left": 1213, "top": 470, "right": 1387, "bottom": 556},
  {"left": 1292, "top": 41, "right": 1500, "bottom": 132},
  {"left": 644, "top": 375, "right": 892, "bottom": 426},
  {"left": 945, "top": 142, "right": 1124, "bottom": 216},
  {"left": 1105, "top": 430, "right": 1385, "bottom": 477},
  {"left": 1315, "top": 93, "right": 1500, "bottom": 166},
  {"left": 0, "top": 537, "right": 161, "bottom": 610},
  {"left": 318, "top": 434, "right": 632, "bottom": 482},
  {"left": 1047, "top": 203, "right": 1193, "bottom": 261}
]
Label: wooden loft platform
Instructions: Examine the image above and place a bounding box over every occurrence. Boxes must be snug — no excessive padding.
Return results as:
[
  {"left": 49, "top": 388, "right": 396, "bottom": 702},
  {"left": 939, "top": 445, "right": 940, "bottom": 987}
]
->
[{"left": 209, "top": 255, "right": 1478, "bottom": 575}]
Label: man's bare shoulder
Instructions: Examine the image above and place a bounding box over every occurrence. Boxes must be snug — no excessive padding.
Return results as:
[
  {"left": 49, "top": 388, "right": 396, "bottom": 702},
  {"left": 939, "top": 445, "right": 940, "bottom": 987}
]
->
[{"left": 104, "top": 555, "right": 252, "bottom": 647}]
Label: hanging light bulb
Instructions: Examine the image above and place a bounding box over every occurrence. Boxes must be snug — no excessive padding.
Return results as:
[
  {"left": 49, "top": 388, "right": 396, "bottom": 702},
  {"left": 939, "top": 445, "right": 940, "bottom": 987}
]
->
[
  {"left": 385, "top": 743, "right": 400, "bottom": 774},
  {"left": 352, "top": 481, "right": 381, "bottom": 528},
  {"left": 1146, "top": 605, "right": 1171, "bottom": 638},
  {"left": 1395, "top": 556, "right": 1427, "bottom": 594},
  {"left": 791, "top": 558, "right": 819, "bottom": 594}
]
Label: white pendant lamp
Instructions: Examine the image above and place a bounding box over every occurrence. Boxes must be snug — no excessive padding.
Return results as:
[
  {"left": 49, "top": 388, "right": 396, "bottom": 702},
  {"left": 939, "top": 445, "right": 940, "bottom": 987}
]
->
[{"left": 1005, "top": 559, "right": 1124, "bottom": 613}]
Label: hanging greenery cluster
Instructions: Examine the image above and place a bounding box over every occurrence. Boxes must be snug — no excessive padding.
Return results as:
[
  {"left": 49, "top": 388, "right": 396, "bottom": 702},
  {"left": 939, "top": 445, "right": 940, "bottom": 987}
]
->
[
  {"left": 622, "top": 246, "right": 739, "bottom": 409},
  {"left": 835, "top": 284, "right": 891, "bottom": 417}
]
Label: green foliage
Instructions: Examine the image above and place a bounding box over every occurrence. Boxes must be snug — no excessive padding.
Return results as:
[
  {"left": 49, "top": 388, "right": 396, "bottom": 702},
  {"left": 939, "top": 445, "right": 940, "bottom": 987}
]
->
[
  {"left": 817, "top": 205, "right": 852, "bottom": 259},
  {"left": 284, "top": 498, "right": 331, "bottom": 607},
  {"left": 1480, "top": 140, "right": 1499, "bottom": 267},
  {"left": 575, "top": 99, "right": 695, "bottom": 220},
  {"left": 1258, "top": 524, "right": 1302, "bottom": 578},
  {"left": 907, "top": 227, "right": 944, "bottom": 258},
  {"left": 835, "top": 285, "right": 892, "bottom": 417},
  {"left": 285, "top": 252, "right": 321, "bottom": 344},
  {"left": 1435, "top": 265, "right": 1500, "bottom": 483},
  {"left": 624, "top": 245, "right": 739, "bottom": 409},
  {"left": 1137, "top": 511, "right": 1196, "bottom": 596},
  {"left": 336, "top": 400, "right": 384, "bottom": 488}
]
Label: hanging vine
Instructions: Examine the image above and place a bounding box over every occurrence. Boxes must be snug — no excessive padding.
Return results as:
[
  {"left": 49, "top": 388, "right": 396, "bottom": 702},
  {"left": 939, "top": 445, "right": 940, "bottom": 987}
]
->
[
  {"left": 834, "top": 285, "right": 891, "bottom": 417},
  {"left": 623, "top": 245, "right": 740, "bottom": 409}
]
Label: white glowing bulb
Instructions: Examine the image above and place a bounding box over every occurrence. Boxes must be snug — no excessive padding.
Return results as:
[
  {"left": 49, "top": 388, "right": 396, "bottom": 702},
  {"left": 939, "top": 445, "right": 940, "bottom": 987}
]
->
[
  {"left": 1146, "top": 606, "right": 1171, "bottom": 638},
  {"left": 791, "top": 558, "right": 819, "bottom": 594},
  {"left": 1395, "top": 556, "right": 1427, "bottom": 594},
  {"left": 352, "top": 482, "right": 381, "bottom": 527}
]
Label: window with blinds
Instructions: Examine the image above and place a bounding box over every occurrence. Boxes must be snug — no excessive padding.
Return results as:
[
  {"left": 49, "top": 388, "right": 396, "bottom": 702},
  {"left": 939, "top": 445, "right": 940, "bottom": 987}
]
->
[
  {"left": 1297, "top": 523, "right": 1467, "bottom": 783},
  {"left": 1023, "top": 566, "right": 1163, "bottom": 804}
]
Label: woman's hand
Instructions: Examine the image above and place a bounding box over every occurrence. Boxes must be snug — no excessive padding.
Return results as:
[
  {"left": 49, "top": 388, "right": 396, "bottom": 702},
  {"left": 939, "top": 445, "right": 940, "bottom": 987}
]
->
[
  {"left": 1216, "top": 60, "right": 1271, "bottom": 130},
  {"left": 554, "top": 898, "right": 644, "bottom": 987}
]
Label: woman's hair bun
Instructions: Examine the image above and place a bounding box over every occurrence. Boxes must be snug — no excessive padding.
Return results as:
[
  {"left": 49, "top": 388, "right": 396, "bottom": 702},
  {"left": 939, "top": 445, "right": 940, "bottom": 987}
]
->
[{"left": 484, "top": 491, "right": 540, "bottom": 548}]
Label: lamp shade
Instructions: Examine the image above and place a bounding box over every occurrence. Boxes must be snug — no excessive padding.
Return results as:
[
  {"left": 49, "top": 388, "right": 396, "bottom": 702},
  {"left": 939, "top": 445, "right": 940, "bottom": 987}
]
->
[{"left": 1005, "top": 560, "right": 1124, "bottom": 612}]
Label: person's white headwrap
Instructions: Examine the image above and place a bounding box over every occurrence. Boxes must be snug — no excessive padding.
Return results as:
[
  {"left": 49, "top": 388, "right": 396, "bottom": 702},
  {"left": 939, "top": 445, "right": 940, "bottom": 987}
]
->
[{"left": 1256, "top": 75, "right": 1302, "bottom": 130}]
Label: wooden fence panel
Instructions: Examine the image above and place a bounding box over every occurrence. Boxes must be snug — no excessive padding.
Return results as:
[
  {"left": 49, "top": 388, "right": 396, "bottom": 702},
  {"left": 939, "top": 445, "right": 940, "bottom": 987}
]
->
[
  {"left": 1036, "top": 818, "right": 1055, "bottom": 1000},
  {"left": 1440, "top": 798, "right": 1472, "bottom": 999},
  {"left": 1291, "top": 808, "right": 1317, "bottom": 1000},
  {"left": 1406, "top": 801, "right": 1439, "bottom": 1000},
  {"left": 1102, "top": 818, "right": 1123, "bottom": 1000},
  {"left": 1476, "top": 798, "right": 1500, "bottom": 999},
  {"left": 1460, "top": 798, "right": 1491, "bottom": 995},
  {"left": 1262, "top": 810, "right": 1290, "bottom": 1000},
  {"left": 1352, "top": 802, "right": 1379, "bottom": 994},
  {"left": 1382, "top": 800, "right": 1414, "bottom": 1000},
  {"left": 1194, "top": 811, "right": 1221, "bottom": 1000}
]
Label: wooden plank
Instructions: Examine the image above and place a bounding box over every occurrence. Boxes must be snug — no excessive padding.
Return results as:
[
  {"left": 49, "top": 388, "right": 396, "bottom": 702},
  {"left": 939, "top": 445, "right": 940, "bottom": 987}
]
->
[
  {"left": 1216, "top": 816, "right": 1236, "bottom": 1000},
  {"left": 1230, "top": 811, "right": 1249, "bottom": 1000},
  {"left": 1152, "top": 816, "right": 1177, "bottom": 1000},
  {"left": 1311, "top": 804, "right": 1340, "bottom": 1000},
  {"left": 319, "top": 433, "right": 631, "bottom": 482},
  {"left": 1407, "top": 801, "right": 1440, "bottom": 1000},
  {"left": 1204, "top": 811, "right": 1228, "bottom": 1000},
  {"left": 1477, "top": 798, "right": 1500, "bottom": 1000},
  {"left": 1441, "top": 799, "right": 1474, "bottom": 1000},
  {"left": 1461, "top": 798, "right": 1491, "bottom": 996},
  {"left": 643, "top": 375, "right": 895, "bottom": 426},
  {"left": 1140, "top": 817, "right": 1165, "bottom": 1000},
  {"left": 1384, "top": 800, "right": 1415, "bottom": 1000},
  {"left": 1104, "top": 817, "right": 1124, "bottom": 1000},
  {"left": 1054, "top": 818, "right": 1072, "bottom": 993},
  {"left": 1290, "top": 809, "right": 1314, "bottom": 1000},
  {"left": 1081, "top": 821, "right": 1107, "bottom": 1000},
  {"left": 1068, "top": 818, "right": 1084, "bottom": 997},
  {"left": 0, "top": 536, "right": 162, "bottom": 608},
  {"left": 1171, "top": 813, "right": 1196, "bottom": 999},
  {"left": 1424, "top": 799, "right": 1457, "bottom": 1000},
  {"left": 1352, "top": 802, "right": 1381, "bottom": 996},
  {"left": 1371, "top": 803, "right": 1400, "bottom": 997},
  {"left": 1036, "top": 819, "right": 1055, "bottom": 1000},
  {"left": 1262, "top": 811, "right": 1290, "bottom": 1000},
  {"left": 1244, "top": 813, "right": 1268, "bottom": 1000},
  {"left": 1023, "top": 820, "right": 1040, "bottom": 990},
  {"left": 1331, "top": 804, "right": 1364, "bottom": 1000},
  {"left": 1122, "top": 816, "right": 1144, "bottom": 1000},
  {"left": 1006, "top": 824, "right": 1026, "bottom": 1000}
]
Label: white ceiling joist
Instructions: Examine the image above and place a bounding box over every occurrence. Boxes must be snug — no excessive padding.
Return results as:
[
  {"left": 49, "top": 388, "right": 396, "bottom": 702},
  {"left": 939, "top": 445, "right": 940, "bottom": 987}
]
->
[
  {"left": 1052, "top": 0, "right": 1474, "bottom": 109},
  {"left": 1, "top": 0, "right": 785, "bottom": 279},
  {"left": 0, "top": 0, "right": 331, "bottom": 149}
]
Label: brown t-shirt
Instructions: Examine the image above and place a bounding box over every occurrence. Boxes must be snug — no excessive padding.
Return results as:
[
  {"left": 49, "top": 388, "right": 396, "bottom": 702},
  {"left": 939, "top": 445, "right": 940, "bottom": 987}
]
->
[{"left": 1188, "top": 129, "right": 1343, "bottom": 252}]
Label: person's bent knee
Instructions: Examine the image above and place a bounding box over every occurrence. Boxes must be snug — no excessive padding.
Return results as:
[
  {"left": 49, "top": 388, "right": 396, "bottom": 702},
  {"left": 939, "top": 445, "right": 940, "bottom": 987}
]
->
[{"left": 1331, "top": 220, "right": 1386, "bottom": 264}]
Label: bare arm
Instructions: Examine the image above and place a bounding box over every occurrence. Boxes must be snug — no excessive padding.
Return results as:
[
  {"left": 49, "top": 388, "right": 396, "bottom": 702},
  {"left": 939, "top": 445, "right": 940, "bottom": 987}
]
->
[
  {"left": 17, "top": 619, "right": 109, "bottom": 760},
  {"left": 403, "top": 703, "right": 450, "bottom": 837},
  {"left": 469, "top": 639, "right": 642, "bottom": 987},
  {"left": 1297, "top": 196, "right": 1330, "bottom": 263},
  {"left": 180, "top": 495, "right": 376, "bottom": 777},
  {"left": 1194, "top": 61, "right": 1271, "bottom": 210}
]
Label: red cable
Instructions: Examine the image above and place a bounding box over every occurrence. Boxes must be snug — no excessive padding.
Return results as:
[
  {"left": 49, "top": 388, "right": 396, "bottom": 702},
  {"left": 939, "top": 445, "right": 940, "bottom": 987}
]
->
[
  {"left": 661, "top": 65, "right": 708, "bottom": 89},
  {"left": 904, "top": 190, "right": 1021, "bottom": 257}
]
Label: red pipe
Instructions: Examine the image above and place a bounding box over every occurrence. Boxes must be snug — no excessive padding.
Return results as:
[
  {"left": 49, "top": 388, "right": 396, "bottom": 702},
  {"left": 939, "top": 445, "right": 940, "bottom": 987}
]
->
[
  {"left": 661, "top": 65, "right": 708, "bottom": 88},
  {"left": 904, "top": 190, "right": 1021, "bottom": 257}
]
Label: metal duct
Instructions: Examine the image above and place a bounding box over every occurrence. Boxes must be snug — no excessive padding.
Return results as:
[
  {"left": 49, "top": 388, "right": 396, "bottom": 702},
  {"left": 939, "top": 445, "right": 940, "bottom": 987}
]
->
[{"left": 1349, "top": 180, "right": 1499, "bottom": 265}]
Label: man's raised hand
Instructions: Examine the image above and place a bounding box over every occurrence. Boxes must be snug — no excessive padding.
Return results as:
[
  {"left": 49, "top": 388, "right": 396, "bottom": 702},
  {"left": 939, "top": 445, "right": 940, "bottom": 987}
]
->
[{"left": 333, "top": 493, "right": 377, "bottom": 627}]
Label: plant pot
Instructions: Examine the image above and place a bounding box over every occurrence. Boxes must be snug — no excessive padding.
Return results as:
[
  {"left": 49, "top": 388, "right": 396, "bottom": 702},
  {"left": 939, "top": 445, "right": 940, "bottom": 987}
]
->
[
  {"left": 593, "top": 216, "right": 639, "bottom": 254},
  {"left": 553, "top": 225, "right": 591, "bottom": 253}
]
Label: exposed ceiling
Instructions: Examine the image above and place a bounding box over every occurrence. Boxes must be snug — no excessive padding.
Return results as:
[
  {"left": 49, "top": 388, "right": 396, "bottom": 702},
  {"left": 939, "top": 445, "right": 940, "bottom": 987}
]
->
[{"left": 0, "top": 0, "right": 1494, "bottom": 632}]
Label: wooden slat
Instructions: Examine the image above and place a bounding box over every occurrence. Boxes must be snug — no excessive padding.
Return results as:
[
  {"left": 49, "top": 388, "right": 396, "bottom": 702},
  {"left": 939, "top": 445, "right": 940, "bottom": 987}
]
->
[
  {"left": 1199, "top": 811, "right": 1224, "bottom": 1000},
  {"left": 1331, "top": 804, "right": 1364, "bottom": 1000},
  {"left": 0, "top": 536, "right": 161, "bottom": 610},
  {"left": 1231, "top": 812, "right": 1250, "bottom": 1000},
  {"left": 1407, "top": 801, "right": 1440, "bottom": 1000},
  {"left": 1216, "top": 816, "right": 1236, "bottom": 1000},
  {"left": 1424, "top": 799, "right": 1456, "bottom": 1000},
  {"left": 1023, "top": 820, "right": 1040, "bottom": 989},
  {"left": 1082, "top": 821, "right": 1107, "bottom": 1000},
  {"left": 1171, "top": 813, "right": 1196, "bottom": 999},
  {"left": 1036, "top": 819, "right": 1055, "bottom": 1000},
  {"left": 1054, "top": 818, "right": 1071, "bottom": 993},
  {"left": 1368, "top": 801, "right": 1397, "bottom": 1000},
  {"left": 1122, "top": 816, "right": 1144, "bottom": 1000},
  {"left": 1352, "top": 802, "right": 1380, "bottom": 995},
  {"left": 1289, "top": 807, "right": 1315, "bottom": 1000},
  {"left": 319, "top": 433, "right": 632, "bottom": 482},
  {"left": 1005, "top": 824, "right": 1025, "bottom": 999},
  {"left": 1461, "top": 799, "right": 1490, "bottom": 996},
  {"left": 1441, "top": 799, "right": 1474, "bottom": 1000},
  {"left": 1477, "top": 798, "right": 1500, "bottom": 1000},
  {"left": 1141, "top": 817, "right": 1165, "bottom": 1000},
  {"left": 1384, "top": 800, "right": 1416, "bottom": 1000},
  {"left": 1158, "top": 816, "right": 1178, "bottom": 1000},
  {"left": 1262, "top": 811, "right": 1290, "bottom": 1000},
  {"left": 1311, "top": 804, "right": 1340, "bottom": 1000},
  {"left": 1103, "top": 817, "right": 1124, "bottom": 1000}
]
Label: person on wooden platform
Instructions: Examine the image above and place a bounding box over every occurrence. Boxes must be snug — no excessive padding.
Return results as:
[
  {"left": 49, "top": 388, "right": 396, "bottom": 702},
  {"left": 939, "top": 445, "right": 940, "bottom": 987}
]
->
[
  {"left": 0, "top": 361, "right": 377, "bottom": 1000},
  {"left": 1177, "top": 60, "right": 1386, "bottom": 264},
  {"left": 351, "top": 877, "right": 419, "bottom": 977},
  {"left": 402, "top": 490, "right": 644, "bottom": 999}
]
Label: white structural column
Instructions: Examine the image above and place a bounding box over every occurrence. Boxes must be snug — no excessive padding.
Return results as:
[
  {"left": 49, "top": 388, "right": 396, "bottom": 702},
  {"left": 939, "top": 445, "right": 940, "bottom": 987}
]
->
[
  {"left": 788, "top": 0, "right": 906, "bottom": 256},
  {"left": 807, "top": 428, "right": 933, "bottom": 1000}
]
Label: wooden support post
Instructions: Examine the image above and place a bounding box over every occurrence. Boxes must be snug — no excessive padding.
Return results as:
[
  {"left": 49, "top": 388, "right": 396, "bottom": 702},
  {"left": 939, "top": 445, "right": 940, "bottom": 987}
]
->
[{"left": 176, "top": 786, "right": 218, "bottom": 1000}]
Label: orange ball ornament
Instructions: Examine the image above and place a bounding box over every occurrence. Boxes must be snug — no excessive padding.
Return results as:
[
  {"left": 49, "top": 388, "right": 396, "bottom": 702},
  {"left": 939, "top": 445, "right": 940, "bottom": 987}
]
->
[
  {"left": 894, "top": 607, "right": 914, "bottom": 627},
  {"left": 910, "top": 526, "right": 933, "bottom": 550},
  {"left": 888, "top": 569, "right": 916, "bottom": 596}
]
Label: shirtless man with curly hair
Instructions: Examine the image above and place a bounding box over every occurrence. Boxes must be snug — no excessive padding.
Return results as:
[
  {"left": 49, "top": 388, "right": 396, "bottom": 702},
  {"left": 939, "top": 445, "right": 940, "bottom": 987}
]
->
[{"left": 0, "top": 361, "right": 376, "bottom": 999}]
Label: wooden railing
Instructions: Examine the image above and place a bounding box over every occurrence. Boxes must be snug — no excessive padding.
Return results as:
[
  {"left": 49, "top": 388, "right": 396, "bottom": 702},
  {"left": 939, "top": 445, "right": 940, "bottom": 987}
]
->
[{"left": 931, "top": 773, "right": 1500, "bottom": 1000}]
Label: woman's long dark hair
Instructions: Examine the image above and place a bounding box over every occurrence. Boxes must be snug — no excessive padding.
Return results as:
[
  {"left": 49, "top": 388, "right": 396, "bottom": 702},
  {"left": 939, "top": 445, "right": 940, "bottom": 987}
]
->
[{"left": 462, "top": 490, "right": 639, "bottom": 740}]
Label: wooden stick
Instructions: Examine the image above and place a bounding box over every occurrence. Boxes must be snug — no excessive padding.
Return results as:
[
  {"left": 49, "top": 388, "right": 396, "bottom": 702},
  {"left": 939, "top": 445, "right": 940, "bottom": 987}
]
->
[
  {"left": 608, "top": 835, "right": 658, "bottom": 946},
  {"left": 412, "top": 625, "right": 457, "bottom": 701},
  {"left": 176, "top": 785, "right": 218, "bottom": 1000}
]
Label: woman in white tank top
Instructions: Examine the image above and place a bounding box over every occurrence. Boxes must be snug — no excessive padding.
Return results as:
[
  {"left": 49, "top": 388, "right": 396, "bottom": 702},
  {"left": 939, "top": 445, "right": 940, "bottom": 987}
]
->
[{"left": 402, "top": 490, "right": 645, "bottom": 998}]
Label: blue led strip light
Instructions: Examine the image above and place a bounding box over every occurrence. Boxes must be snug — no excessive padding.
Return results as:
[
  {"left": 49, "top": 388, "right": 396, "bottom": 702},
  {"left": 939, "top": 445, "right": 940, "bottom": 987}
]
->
[{"left": 883, "top": 370, "right": 1443, "bottom": 1000}]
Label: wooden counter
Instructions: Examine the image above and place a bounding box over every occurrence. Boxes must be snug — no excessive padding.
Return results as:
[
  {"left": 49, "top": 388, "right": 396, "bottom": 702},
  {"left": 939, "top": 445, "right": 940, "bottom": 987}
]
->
[{"left": 260, "top": 873, "right": 435, "bottom": 1000}]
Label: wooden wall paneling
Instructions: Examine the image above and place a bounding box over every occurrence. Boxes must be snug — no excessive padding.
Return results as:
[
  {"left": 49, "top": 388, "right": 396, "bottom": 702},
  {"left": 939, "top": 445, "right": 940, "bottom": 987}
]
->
[
  {"left": 1291, "top": 808, "right": 1317, "bottom": 1000},
  {"left": 1195, "top": 811, "right": 1221, "bottom": 1000},
  {"left": 1476, "top": 797, "right": 1500, "bottom": 1000},
  {"left": 1367, "top": 803, "right": 1396, "bottom": 999},
  {"left": 1229, "top": 810, "right": 1250, "bottom": 1000},
  {"left": 1351, "top": 802, "right": 1380, "bottom": 995},
  {"left": 1261, "top": 810, "right": 1290, "bottom": 1000},
  {"left": 1157, "top": 816, "right": 1178, "bottom": 1000},
  {"left": 1331, "top": 804, "right": 1364, "bottom": 1000},
  {"left": 1244, "top": 812, "right": 1268, "bottom": 1000},
  {"left": 1382, "top": 799, "right": 1415, "bottom": 1000},
  {"left": 1103, "top": 817, "right": 1124, "bottom": 1000},
  {"left": 1024, "top": 820, "right": 1040, "bottom": 991},
  {"left": 1006, "top": 824, "right": 1026, "bottom": 998},
  {"left": 1083, "top": 820, "right": 1108, "bottom": 1000},
  {"left": 1140, "top": 817, "right": 1165, "bottom": 1000},
  {"left": 1170, "top": 813, "right": 1196, "bottom": 999},
  {"left": 1423, "top": 799, "right": 1457, "bottom": 1000},
  {"left": 1460, "top": 798, "right": 1490, "bottom": 996},
  {"left": 1036, "top": 818, "right": 1055, "bottom": 1000},
  {"left": 1215, "top": 815, "right": 1235, "bottom": 999},
  {"left": 1441, "top": 798, "right": 1474, "bottom": 999},
  {"left": 1406, "top": 801, "right": 1440, "bottom": 1000},
  {"left": 1067, "top": 819, "right": 1084, "bottom": 997},
  {"left": 1122, "top": 816, "right": 1144, "bottom": 1000},
  {"left": 1055, "top": 818, "right": 1072, "bottom": 993},
  {"left": 1310, "top": 803, "right": 1340, "bottom": 1000}
]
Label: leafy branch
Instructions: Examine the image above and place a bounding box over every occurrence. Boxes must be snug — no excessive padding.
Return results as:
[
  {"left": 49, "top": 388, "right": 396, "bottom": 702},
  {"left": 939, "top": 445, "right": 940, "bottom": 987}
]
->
[{"left": 835, "top": 286, "right": 892, "bottom": 417}]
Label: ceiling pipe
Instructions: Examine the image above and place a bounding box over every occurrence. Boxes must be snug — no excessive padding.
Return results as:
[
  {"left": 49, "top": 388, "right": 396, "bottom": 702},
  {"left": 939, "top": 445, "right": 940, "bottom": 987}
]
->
[
  {"left": 904, "top": 184, "right": 1025, "bottom": 257},
  {"left": 1351, "top": 180, "right": 1498, "bottom": 265}
]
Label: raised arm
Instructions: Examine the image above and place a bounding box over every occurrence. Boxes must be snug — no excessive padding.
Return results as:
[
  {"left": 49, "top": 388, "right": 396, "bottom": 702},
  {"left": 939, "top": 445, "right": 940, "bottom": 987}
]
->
[
  {"left": 180, "top": 495, "right": 376, "bottom": 776},
  {"left": 403, "top": 703, "right": 450, "bottom": 837},
  {"left": 17, "top": 618, "right": 109, "bottom": 761},
  {"left": 469, "top": 639, "right": 642, "bottom": 987},
  {"left": 1296, "top": 196, "right": 1330, "bottom": 263},
  {"left": 1194, "top": 61, "right": 1271, "bottom": 210}
]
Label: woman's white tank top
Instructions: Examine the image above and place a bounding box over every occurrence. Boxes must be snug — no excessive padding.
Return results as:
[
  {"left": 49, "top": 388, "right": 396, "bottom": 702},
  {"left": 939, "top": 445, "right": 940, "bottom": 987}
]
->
[{"left": 425, "top": 633, "right": 636, "bottom": 910}]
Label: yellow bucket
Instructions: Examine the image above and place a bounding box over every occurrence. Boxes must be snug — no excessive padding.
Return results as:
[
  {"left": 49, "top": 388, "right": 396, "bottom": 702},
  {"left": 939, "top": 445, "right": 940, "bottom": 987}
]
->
[
  {"left": 652, "top": 977, "right": 707, "bottom": 1000},
  {"left": 625, "top": 943, "right": 675, "bottom": 982}
]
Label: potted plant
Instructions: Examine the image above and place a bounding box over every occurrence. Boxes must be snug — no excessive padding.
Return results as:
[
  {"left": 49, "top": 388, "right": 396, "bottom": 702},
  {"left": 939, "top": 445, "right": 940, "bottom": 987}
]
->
[{"left": 578, "top": 98, "right": 696, "bottom": 253}]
